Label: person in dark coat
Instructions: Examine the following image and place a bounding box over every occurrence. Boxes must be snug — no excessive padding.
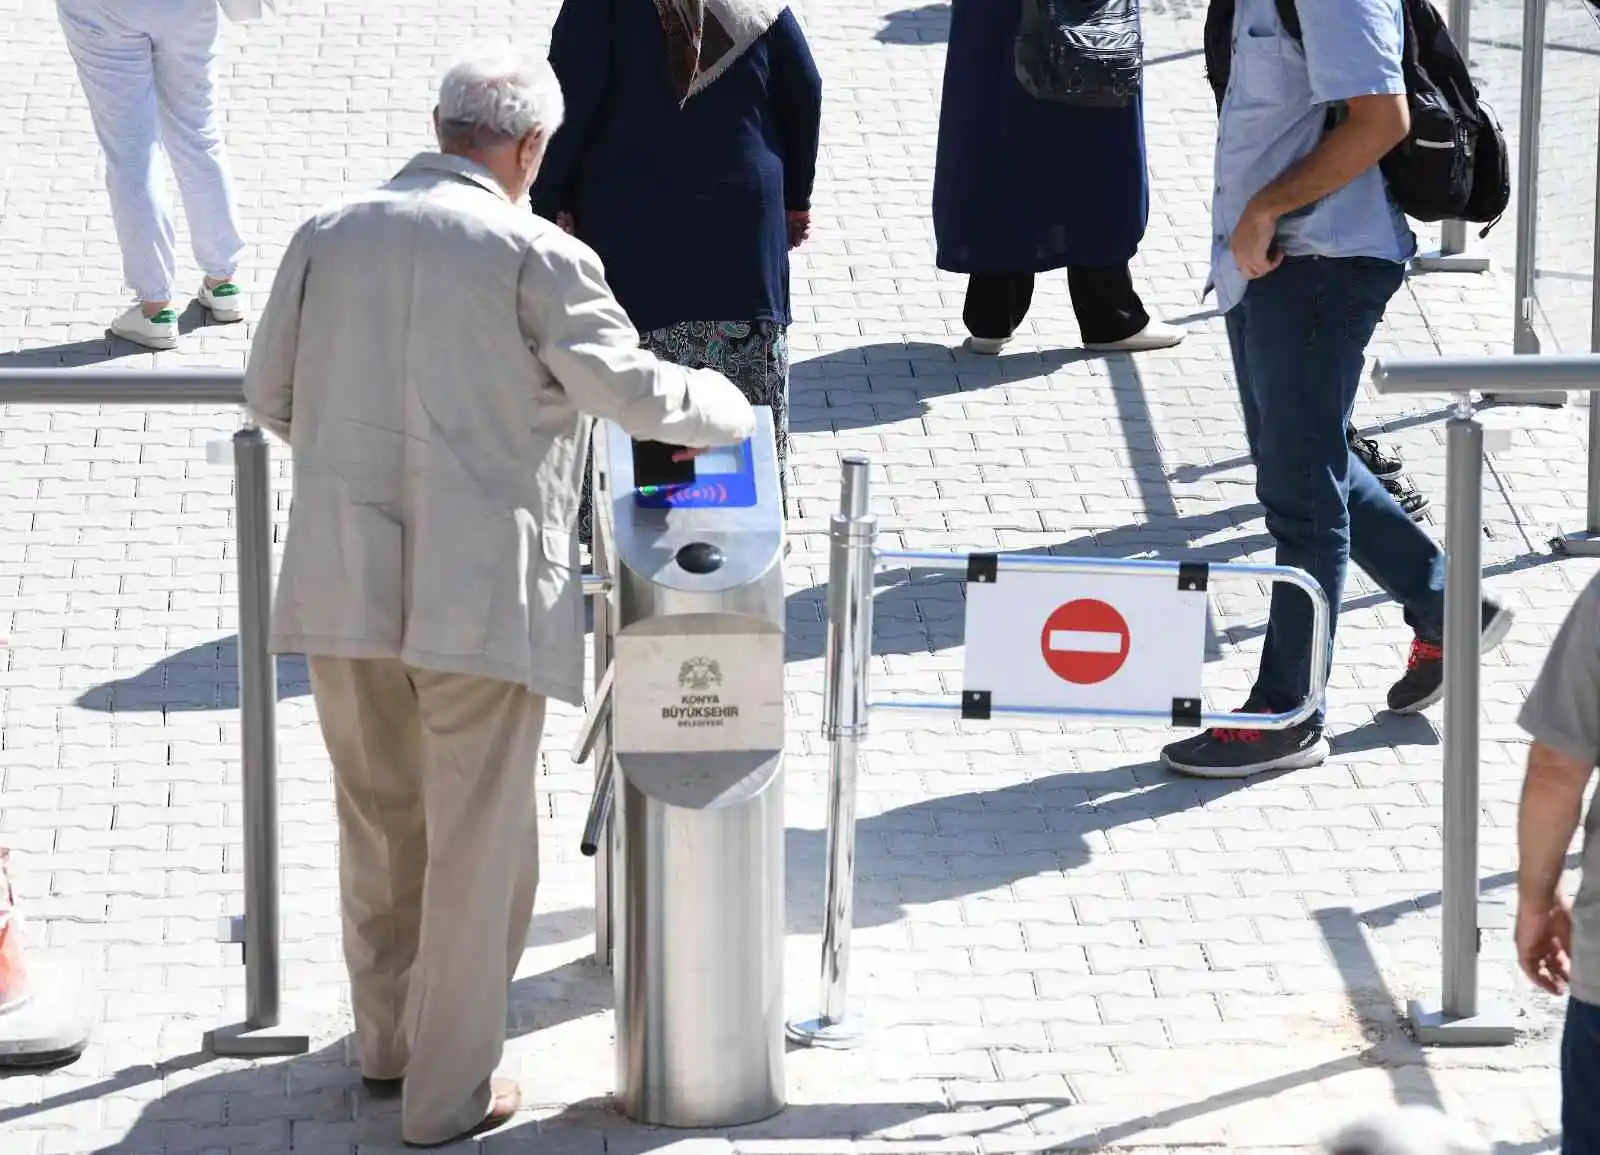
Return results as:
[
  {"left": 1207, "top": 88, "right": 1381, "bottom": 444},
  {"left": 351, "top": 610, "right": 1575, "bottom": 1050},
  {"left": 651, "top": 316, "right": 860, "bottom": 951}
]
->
[
  {"left": 531, "top": 0, "right": 823, "bottom": 537},
  {"left": 933, "top": 0, "right": 1183, "bottom": 355}
]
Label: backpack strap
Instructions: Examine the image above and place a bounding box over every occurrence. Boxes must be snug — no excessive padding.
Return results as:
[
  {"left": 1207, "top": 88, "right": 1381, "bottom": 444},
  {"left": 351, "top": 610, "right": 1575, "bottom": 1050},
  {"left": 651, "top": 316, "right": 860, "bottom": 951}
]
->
[{"left": 1273, "top": 0, "right": 1302, "bottom": 39}]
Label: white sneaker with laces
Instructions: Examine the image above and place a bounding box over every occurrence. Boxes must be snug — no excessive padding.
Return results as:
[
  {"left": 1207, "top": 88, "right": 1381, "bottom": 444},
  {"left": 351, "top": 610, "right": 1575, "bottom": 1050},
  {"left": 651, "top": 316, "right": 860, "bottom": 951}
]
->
[
  {"left": 109, "top": 304, "right": 179, "bottom": 350},
  {"left": 1084, "top": 319, "right": 1186, "bottom": 353},
  {"left": 198, "top": 279, "right": 245, "bottom": 323}
]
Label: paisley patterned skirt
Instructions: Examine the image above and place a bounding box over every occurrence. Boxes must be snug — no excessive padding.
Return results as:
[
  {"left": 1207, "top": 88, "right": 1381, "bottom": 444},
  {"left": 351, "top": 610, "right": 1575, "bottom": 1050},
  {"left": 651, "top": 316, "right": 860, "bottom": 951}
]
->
[{"left": 580, "top": 319, "right": 790, "bottom": 544}]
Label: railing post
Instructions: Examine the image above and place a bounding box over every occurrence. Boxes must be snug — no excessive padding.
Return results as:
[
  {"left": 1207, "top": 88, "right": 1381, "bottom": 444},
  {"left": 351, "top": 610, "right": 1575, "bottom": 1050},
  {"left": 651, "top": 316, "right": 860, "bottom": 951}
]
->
[
  {"left": 1405, "top": 398, "right": 1515, "bottom": 1046},
  {"left": 206, "top": 423, "right": 309, "bottom": 1057},
  {"left": 1553, "top": 88, "right": 1600, "bottom": 554},
  {"left": 1496, "top": 0, "right": 1567, "bottom": 406},
  {"left": 787, "top": 456, "right": 876, "bottom": 1049},
  {"left": 1414, "top": 0, "right": 1492, "bottom": 273}
]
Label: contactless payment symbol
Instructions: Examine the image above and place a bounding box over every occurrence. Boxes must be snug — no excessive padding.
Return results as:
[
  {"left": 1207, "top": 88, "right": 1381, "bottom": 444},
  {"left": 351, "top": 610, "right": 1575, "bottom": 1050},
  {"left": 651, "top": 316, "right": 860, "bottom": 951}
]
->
[{"left": 1040, "top": 599, "right": 1130, "bottom": 685}]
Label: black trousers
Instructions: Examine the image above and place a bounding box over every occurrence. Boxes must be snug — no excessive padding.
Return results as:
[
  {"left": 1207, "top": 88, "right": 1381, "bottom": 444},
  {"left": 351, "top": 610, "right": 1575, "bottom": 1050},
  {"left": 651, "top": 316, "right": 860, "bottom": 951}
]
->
[{"left": 963, "top": 263, "right": 1149, "bottom": 346}]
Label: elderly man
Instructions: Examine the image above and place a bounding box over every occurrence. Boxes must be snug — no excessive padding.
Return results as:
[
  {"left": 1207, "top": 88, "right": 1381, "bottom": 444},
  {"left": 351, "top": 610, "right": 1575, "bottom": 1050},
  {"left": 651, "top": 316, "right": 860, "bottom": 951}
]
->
[
  {"left": 243, "top": 45, "right": 755, "bottom": 1147},
  {"left": 1515, "top": 572, "right": 1600, "bottom": 1155}
]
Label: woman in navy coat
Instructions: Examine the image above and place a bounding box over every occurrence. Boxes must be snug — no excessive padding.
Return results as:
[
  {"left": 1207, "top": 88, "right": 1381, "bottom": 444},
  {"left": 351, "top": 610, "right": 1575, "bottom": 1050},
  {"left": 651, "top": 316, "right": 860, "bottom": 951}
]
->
[
  {"left": 933, "top": 0, "right": 1182, "bottom": 355},
  {"left": 531, "top": 0, "right": 822, "bottom": 535}
]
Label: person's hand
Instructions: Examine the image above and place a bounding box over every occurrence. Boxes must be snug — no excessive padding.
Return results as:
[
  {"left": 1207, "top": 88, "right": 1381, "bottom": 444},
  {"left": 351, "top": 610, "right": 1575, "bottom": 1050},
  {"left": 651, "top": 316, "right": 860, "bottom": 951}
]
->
[
  {"left": 556, "top": 211, "right": 576, "bottom": 235},
  {"left": 786, "top": 210, "right": 811, "bottom": 250},
  {"left": 670, "top": 446, "right": 708, "bottom": 462},
  {"left": 1516, "top": 891, "right": 1574, "bottom": 995},
  {"left": 1230, "top": 200, "right": 1283, "bottom": 280}
]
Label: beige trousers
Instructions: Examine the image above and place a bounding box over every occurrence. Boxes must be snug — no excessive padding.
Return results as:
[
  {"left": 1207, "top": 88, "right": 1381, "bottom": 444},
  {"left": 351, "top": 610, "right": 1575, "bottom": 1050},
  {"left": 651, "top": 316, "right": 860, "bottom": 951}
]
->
[{"left": 308, "top": 656, "right": 546, "bottom": 1145}]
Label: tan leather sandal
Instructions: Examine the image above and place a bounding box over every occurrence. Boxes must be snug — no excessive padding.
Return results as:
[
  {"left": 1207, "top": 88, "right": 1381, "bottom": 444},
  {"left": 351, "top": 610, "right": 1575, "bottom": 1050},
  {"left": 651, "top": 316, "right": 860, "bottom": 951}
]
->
[{"left": 404, "top": 1078, "right": 521, "bottom": 1147}]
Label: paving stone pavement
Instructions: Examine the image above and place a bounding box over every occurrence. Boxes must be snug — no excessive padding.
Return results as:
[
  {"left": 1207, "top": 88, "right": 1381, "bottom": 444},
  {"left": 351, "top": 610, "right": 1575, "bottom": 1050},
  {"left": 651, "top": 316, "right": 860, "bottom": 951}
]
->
[{"left": 2, "top": 0, "right": 1600, "bottom": 1152}]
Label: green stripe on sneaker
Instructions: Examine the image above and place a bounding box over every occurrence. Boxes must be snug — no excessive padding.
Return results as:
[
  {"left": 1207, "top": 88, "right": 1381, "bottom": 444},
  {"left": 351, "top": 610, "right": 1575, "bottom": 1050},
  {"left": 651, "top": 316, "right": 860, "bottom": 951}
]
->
[
  {"left": 208, "top": 282, "right": 240, "bottom": 298},
  {"left": 150, "top": 309, "right": 178, "bottom": 323}
]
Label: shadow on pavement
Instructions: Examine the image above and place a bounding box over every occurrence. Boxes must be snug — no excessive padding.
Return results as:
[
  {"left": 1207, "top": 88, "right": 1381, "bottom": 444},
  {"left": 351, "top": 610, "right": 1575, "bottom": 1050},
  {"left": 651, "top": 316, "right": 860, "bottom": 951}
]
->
[
  {"left": 784, "top": 760, "right": 1264, "bottom": 934},
  {"left": 0, "top": 338, "right": 153, "bottom": 368},
  {"left": 789, "top": 340, "right": 1103, "bottom": 433},
  {"left": 74, "top": 637, "right": 311, "bottom": 712},
  {"left": 874, "top": 3, "right": 949, "bottom": 44}
]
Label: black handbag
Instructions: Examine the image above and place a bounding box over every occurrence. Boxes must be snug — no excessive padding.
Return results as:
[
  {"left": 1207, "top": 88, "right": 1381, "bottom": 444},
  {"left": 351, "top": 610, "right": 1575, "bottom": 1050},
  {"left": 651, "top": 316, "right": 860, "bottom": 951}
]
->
[{"left": 1014, "top": 0, "right": 1142, "bottom": 108}]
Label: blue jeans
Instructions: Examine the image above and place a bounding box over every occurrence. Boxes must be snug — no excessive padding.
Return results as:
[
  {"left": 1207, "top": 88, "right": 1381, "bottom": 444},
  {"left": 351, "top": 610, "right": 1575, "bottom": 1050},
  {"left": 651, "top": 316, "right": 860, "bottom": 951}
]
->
[
  {"left": 1566, "top": 997, "right": 1600, "bottom": 1155},
  {"left": 1226, "top": 256, "right": 1445, "bottom": 729}
]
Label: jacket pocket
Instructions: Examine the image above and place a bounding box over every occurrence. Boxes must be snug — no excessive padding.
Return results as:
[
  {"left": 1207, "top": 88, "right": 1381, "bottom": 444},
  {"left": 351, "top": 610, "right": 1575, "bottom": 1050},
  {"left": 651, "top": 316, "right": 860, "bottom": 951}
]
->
[{"left": 541, "top": 524, "right": 574, "bottom": 569}]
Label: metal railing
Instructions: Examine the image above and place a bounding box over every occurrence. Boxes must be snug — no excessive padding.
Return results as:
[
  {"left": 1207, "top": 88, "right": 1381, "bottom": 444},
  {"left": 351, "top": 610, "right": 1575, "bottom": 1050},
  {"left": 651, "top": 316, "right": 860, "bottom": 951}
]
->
[
  {"left": 786, "top": 458, "right": 1332, "bottom": 1047},
  {"left": 1415, "top": 0, "right": 1492, "bottom": 273},
  {"left": 1370, "top": 352, "right": 1600, "bottom": 1043},
  {"left": 0, "top": 368, "right": 609, "bottom": 1053}
]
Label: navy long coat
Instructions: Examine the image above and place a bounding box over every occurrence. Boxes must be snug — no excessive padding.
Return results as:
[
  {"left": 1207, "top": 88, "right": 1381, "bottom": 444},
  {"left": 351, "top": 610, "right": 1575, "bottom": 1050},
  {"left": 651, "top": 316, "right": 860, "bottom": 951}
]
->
[{"left": 933, "top": 0, "right": 1150, "bottom": 275}]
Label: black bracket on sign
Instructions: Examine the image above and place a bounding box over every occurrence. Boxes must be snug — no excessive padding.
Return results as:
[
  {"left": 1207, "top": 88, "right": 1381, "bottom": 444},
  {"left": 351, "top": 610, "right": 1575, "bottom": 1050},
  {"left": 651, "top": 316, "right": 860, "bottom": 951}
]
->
[
  {"left": 1171, "top": 697, "right": 1202, "bottom": 728},
  {"left": 966, "top": 553, "right": 999, "bottom": 585},
  {"left": 1176, "top": 562, "right": 1209, "bottom": 593},
  {"left": 961, "top": 690, "right": 992, "bottom": 720}
]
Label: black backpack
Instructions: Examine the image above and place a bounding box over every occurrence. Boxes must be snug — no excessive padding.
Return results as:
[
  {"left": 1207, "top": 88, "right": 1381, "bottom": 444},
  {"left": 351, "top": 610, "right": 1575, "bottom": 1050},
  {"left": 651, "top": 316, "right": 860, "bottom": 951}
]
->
[{"left": 1202, "top": 0, "right": 1509, "bottom": 233}]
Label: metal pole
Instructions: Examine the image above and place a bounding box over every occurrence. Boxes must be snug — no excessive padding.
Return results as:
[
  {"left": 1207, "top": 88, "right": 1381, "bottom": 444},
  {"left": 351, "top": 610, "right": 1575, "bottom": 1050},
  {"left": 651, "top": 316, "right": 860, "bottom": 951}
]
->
[
  {"left": 206, "top": 424, "right": 308, "bottom": 1057},
  {"left": 787, "top": 456, "right": 876, "bottom": 1049},
  {"left": 1406, "top": 401, "right": 1514, "bottom": 1046},
  {"left": 1549, "top": 93, "right": 1600, "bottom": 553},
  {"left": 1512, "top": 0, "right": 1548, "bottom": 359},
  {"left": 591, "top": 516, "right": 615, "bottom": 968},
  {"left": 1416, "top": 0, "right": 1488, "bottom": 271}
]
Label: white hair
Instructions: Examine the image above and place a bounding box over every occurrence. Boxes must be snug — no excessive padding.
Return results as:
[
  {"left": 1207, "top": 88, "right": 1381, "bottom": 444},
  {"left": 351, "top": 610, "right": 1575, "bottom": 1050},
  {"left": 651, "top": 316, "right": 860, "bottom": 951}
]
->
[
  {"left": 1324, "top": 1107, "right": 1489, "bottom": 1155},
  {"left": 437, "top": 43, "right": 564, "bottom": 148}
]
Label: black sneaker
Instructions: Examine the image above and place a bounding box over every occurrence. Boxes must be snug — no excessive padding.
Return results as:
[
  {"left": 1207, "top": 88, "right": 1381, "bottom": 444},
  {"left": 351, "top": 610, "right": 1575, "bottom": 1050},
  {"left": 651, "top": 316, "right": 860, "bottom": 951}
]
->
[
  {"left": 1386, "top": 600, "right": 1516, "bottom": 714},
  {"left": 1161, "top": 712, "right": 1331, "bottom": 779},
  {"left": 1349, "top": 425, "right": 1405, "bottom": 480},
  {"left": 1381, "top": 474, "right": 1431, "bottom": 521}
]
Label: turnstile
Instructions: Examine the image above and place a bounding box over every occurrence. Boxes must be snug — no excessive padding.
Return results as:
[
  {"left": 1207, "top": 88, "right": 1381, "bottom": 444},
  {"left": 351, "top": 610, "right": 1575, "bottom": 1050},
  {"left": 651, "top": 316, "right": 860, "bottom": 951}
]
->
[{"left": 577, "top": 408, "right": 787, "bottom": 1128}]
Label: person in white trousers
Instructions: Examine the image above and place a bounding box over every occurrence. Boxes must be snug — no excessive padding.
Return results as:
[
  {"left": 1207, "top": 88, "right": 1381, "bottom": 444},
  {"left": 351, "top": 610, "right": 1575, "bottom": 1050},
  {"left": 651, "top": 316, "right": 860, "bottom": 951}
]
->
[{"left": 56, "top": 0, "right": 247, "bottom": 350}]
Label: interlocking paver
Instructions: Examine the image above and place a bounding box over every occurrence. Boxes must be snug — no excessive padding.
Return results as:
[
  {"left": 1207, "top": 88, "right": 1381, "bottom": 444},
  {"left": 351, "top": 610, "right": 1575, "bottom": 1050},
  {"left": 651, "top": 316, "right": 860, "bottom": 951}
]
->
[{"left": 4, "top": 0, "right": 1600, "bottom": 1151}]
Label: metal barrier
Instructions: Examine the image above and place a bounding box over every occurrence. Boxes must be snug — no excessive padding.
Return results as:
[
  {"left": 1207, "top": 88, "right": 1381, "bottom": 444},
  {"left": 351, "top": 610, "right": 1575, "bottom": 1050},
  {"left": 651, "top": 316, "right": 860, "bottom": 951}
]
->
[
  {"left": 0, "top": 368, "right": 610, "bottom": 1056},
  {"left": 1370, "top": 352, "right": 1600, "bottom": 1044},
  {"left": 786, "top": 457, "right": 1332, "bottom": 1047}
]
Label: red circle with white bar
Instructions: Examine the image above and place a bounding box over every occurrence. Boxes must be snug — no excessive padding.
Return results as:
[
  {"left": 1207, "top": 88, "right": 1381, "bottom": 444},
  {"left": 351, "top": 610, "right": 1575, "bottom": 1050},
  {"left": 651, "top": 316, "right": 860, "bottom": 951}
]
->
[{"left": 1040, "top": 599, "right": 1129, "bottom": 685}]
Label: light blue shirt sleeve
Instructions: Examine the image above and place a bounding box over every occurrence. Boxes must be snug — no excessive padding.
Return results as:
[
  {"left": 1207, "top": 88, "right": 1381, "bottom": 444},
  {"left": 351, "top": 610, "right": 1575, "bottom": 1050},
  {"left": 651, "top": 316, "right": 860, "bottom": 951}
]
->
[{"left": 1295, "top": 0, "right": 1407, "bottom": 107}]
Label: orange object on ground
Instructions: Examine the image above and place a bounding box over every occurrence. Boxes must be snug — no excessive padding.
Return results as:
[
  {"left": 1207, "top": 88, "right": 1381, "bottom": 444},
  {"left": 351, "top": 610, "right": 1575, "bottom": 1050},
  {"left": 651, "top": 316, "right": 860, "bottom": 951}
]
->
[{"left": 0, "top": 849, "right": 30, "bottom": 1012}]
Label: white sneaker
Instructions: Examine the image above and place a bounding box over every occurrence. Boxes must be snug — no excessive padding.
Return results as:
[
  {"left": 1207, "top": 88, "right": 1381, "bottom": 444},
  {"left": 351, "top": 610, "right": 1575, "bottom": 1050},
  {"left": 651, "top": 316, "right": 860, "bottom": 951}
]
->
[
  {"left": 198, "top": 279, "right": 245, "bottom": 323},
  {"left": 963, "top": 335, "right": 1011, "bottom": 355},
  {"left": 1084, "top": 319, "right": 1186, "bottom": 353},
  {"left": 109, "top": 304, "right": 179, "bottom": 350}
]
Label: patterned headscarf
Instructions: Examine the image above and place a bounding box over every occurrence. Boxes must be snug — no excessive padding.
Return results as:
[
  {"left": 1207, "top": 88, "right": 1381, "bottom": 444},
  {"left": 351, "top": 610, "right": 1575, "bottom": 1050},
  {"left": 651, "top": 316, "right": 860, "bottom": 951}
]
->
[{"left": 654, "top": 0, "right": 784, "bottom": 106}]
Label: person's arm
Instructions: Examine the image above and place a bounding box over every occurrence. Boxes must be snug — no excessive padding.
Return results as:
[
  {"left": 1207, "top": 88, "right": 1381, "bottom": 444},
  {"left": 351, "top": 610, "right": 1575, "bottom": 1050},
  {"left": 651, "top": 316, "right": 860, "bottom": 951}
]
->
[
  {"left": 1516, "top": 576, "right": 1600, "bottom": 993},
  {"left": 766, "top": 8, "right": 822, "bottom": 217},
  {"left": 519, "top": 236, "right": 756, "bottom": 447},
  {"left": 1520, "top": 742, "right": 1590, "bottom": 915},
  {"left": 530, "top": 0, "right": 612, "bottom": 223},
  {"left": 1230, "top": 0, "right": 1410, "bottom": 278},
  {"left": 242, "top": 219, "right": 316, "bottom": 442}
]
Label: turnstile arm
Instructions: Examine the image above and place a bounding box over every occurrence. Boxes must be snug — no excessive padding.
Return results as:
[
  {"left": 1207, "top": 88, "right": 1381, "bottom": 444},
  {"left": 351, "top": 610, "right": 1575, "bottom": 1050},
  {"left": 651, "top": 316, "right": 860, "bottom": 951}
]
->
[{"left": 573, "top": 662, "right": 615, "bottom": 858}]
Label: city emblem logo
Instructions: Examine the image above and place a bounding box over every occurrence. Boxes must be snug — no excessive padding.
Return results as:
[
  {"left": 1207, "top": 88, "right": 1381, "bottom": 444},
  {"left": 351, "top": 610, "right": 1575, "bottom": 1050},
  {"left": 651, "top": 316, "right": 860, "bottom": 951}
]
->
[{"left": 678, "top": 657, "right": 723, "bottom": 692}]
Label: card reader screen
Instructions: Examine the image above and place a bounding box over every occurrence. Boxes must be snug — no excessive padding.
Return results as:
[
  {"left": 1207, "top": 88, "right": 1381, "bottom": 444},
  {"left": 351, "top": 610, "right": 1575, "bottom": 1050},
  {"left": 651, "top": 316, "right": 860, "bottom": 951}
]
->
[{"left": 633, "top": 438, "right": 759, "bottom": 509}]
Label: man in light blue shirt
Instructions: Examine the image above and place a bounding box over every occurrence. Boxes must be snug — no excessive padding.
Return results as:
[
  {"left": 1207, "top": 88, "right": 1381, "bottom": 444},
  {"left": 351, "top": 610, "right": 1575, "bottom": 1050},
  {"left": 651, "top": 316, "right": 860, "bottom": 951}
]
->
[{"left": 1162, "top": 0, "right": 1512, "bottom": 778}]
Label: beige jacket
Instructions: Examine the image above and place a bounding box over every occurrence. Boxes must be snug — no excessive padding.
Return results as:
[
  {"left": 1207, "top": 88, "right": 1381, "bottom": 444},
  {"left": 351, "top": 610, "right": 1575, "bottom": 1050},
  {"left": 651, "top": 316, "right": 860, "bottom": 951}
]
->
[{"left": 244, "top": 153, "right": 757, "bottom": 705}]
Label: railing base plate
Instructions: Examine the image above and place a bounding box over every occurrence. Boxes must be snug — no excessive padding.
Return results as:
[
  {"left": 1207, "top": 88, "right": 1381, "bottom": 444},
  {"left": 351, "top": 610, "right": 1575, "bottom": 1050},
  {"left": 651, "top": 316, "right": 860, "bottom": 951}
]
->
[
  {"left": 786, "top": 1014, "right": 868, "bottom": 1050},
  {"left": 1552, "top": 531, "right": 1600, "bottom": 557},
  {"left": 206, "top": 1020, "right": 312, "bottom": 1057},
  {"left": 1406, "top": 999, "right": 1518, "bottom": 1046},
  {"left": 1412, "top": 251, "right": 1491, "bottom": 274}
]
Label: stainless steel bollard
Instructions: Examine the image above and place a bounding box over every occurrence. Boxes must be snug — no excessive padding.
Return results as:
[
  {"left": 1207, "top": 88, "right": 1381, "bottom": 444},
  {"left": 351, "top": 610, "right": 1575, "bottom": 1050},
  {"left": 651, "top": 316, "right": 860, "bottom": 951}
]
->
[
  {"left": 787, "top": 457, "right": 876, "bottom": 1049},
  {"left": 206, "top": 424, "right": 309, "bottom": 1057},
  {"left": 1405, "top": 405, "right": 1515, "bottom": 1046}
]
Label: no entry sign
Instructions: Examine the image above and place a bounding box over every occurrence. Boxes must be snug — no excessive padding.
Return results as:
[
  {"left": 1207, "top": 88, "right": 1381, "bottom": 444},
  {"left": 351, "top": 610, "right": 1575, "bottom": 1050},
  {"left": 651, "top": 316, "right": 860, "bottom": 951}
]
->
[
  {"left": 1041, "top": 599, "right": 1130, "bottom": 684},
  {"left": 963, "top": 565, "right": 1207, "bottom": 717}
]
